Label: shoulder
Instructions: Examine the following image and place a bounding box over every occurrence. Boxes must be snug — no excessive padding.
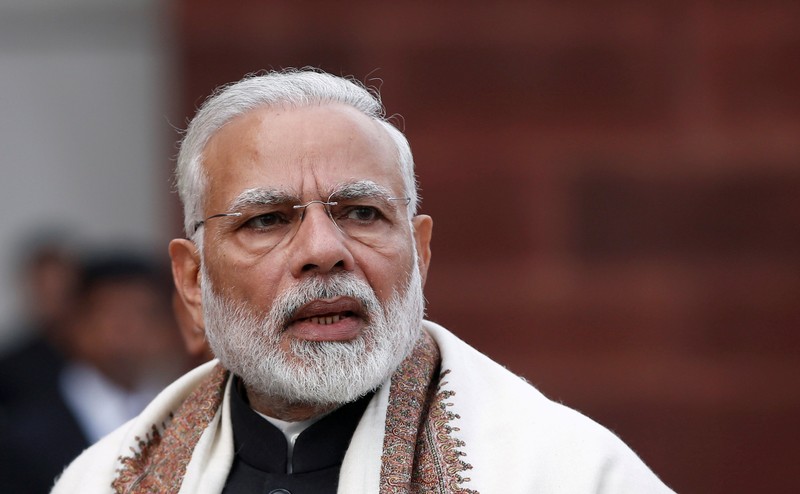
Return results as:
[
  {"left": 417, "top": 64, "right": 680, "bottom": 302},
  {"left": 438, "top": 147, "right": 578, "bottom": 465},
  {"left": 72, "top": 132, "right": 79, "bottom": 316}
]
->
[
  {"left": 422, "top": 321, "right": 674, "bottom": 493},
  {"left": 51, "top": 360, "right": 224, "bottom": 494}
]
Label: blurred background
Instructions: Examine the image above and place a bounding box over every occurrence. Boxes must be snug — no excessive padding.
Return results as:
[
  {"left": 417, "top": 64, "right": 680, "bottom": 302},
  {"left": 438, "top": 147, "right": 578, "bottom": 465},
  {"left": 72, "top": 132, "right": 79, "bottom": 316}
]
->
[{"left": 1, "top": 1, "right": 799, "bottom": 492}]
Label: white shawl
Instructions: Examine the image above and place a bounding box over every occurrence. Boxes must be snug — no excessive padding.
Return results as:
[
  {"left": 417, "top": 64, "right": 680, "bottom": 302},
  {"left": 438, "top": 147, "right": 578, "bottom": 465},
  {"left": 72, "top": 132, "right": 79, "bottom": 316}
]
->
[{"left": 51, "top": 321, "right": 675, "bottom": 493}]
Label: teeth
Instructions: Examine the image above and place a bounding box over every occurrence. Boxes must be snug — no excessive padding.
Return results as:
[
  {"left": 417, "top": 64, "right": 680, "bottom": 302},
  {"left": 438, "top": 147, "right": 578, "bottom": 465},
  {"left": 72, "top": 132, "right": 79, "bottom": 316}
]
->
[{"left": 308, "top": 314, "right": 341, "bottom": 325}]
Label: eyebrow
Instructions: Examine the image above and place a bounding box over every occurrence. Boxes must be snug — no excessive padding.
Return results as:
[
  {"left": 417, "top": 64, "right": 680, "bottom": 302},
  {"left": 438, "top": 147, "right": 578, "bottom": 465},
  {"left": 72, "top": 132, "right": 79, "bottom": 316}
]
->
[
  {"left": 329, "top": 180, "right": 394, "bottom": 201},
  {"left": 224, "top": 180, "right": 399, "bottom": 212},
  {"left": 226, "top": 188, "right": 299, "bottom": 211}
]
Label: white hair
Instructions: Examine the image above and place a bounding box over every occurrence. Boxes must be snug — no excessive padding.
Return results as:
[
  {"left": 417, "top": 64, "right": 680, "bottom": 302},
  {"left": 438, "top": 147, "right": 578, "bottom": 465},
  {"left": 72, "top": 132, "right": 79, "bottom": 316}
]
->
[{"left": 176, "top": 68, "right": 419, "bottom": 238}]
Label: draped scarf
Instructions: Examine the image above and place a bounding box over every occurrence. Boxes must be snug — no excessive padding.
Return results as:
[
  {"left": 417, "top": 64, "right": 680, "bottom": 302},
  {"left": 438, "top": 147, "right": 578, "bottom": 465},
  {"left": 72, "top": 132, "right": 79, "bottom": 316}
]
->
[{"left": 111, "top": 332, "right": 477, "bottom": 493}]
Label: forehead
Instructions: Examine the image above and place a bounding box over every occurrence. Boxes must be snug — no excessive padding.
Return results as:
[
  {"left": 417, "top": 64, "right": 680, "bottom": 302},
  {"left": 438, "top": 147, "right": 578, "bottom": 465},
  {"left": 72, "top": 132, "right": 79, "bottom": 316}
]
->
[{"left": 201, "top": 103, "right": 402, "bottom": 212}]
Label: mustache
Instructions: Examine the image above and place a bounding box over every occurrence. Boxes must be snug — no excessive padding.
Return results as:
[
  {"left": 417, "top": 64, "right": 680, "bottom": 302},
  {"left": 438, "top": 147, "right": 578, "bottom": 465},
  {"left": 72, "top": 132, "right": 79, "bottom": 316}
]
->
[{"left": 271, "top": 273, "right": 382, "bottom": 328}]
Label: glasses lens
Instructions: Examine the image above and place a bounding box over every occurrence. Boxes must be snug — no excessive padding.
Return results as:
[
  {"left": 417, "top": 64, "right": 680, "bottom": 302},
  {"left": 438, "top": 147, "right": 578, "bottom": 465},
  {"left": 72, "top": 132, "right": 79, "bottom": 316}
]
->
[
  {"left": 218, "top": 196, "right": 408, "bottom": 252},
  {"left": 328, "top": 200, "right": 395, "bottom": 242}
]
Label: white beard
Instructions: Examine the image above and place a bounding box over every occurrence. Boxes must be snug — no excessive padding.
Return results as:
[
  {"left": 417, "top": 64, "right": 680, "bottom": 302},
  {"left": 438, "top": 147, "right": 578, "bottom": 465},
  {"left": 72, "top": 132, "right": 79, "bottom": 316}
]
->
[{"left": 200, "top": 260, "right": 425, "bottom": 406}]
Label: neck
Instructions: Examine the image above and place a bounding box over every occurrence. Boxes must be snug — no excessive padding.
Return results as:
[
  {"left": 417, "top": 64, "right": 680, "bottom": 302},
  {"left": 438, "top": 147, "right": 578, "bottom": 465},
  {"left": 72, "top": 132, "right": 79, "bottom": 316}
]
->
[{"left": 242, "top": 382, "right": 338, "bottom": 421}]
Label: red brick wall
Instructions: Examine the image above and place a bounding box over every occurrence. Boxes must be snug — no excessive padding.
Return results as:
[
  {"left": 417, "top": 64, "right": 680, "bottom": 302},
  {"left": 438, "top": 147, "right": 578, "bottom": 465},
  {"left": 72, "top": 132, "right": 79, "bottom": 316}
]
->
[{"left": 172, "top": 2, "right": 800, "bottom": 491}]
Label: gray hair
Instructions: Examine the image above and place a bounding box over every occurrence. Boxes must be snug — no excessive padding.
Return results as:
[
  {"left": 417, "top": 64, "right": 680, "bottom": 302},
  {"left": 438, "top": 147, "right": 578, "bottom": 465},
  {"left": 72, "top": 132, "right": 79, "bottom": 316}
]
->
[{"left": 176, "top": 68, "right": 419, "bottom": 238}]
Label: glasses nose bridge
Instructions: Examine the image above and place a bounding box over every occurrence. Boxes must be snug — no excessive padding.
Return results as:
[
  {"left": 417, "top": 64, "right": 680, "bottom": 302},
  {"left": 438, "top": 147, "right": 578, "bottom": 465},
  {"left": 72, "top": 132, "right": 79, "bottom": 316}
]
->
[{"left": 292, "top": 199, "right": 341, "bottom": 236}]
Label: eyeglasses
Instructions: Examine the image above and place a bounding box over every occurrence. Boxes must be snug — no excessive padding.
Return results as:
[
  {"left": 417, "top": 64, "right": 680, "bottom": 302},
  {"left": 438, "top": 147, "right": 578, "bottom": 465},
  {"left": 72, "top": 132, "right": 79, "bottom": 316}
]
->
[{"left": 191, "top": 189, "right": 411, "bottom": 253}]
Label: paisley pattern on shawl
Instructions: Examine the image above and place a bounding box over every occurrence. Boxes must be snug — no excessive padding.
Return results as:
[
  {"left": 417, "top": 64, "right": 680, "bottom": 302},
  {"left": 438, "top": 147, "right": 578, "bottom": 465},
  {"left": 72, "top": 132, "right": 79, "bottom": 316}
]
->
[
  {"left": 379, "top": 332, "right": 477, "bottom": 493},
  {"left": 112, "top": 364, "right": 229, "bottom": 494},
  {"left": 110, "top": 332, "right": 475, "bottom": 493}
]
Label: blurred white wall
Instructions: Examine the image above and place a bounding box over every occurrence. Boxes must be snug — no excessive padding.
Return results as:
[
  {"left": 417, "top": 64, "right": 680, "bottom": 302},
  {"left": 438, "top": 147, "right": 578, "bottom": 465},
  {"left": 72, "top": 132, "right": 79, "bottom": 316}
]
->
[{"left": 0, "top": 0, "right": 172, "bottom": 347}]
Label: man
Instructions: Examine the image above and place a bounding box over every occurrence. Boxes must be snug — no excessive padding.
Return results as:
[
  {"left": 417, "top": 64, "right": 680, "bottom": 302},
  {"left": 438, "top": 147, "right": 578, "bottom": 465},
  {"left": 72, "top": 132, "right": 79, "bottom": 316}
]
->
[{"left": 52, "top": 69, "right": 674, "bottom": 493}]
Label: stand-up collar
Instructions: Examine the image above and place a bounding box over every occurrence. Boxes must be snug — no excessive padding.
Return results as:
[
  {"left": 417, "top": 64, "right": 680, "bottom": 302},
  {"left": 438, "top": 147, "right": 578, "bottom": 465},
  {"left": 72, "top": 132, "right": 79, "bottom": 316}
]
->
[{"left": 229, "top": 375, "right": 374, "bottom": 474}]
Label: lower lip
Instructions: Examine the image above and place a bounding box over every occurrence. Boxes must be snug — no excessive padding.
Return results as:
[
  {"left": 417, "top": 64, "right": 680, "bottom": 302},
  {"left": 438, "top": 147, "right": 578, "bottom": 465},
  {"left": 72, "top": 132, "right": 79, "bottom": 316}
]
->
[{"left": 286, "top": 316, "right": 363, "bottom": 342}]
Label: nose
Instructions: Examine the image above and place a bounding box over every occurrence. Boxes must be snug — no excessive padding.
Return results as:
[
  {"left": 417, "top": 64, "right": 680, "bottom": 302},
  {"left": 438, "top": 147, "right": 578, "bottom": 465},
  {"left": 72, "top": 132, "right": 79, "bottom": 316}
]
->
[{"left": 288, "top": 202, "right": 355, "bottom": 277}]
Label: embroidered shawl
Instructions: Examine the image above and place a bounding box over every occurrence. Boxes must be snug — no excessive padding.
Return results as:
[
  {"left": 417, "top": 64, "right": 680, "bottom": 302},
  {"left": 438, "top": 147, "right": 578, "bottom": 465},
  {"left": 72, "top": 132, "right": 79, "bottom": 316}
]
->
[{"left": 51, "top": 321, "right": 676, "bottom": 494}]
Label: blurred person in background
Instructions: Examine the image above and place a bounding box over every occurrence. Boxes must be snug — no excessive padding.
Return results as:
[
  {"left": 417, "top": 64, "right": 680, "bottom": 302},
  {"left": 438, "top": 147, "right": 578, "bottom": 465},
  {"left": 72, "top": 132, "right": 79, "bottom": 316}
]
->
[
  {"left": 0, "top": 250, "right": 193, "bottom": 493},
  {"left": 62, "top": 252, "right": 194, "bottom": 440},
  {"left": 0, "top": 232, "right": 80, "bottom": 407}
]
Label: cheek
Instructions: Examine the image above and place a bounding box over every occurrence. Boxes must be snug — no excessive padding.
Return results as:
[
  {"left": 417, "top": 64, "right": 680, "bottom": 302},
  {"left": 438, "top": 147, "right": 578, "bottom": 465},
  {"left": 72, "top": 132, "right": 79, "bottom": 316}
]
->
[
  {"left": 356, "top": 246, "right": 415, "bottom": 300},
  {"left": 220, "top": 260, "right": 285, "bottom": 312}
]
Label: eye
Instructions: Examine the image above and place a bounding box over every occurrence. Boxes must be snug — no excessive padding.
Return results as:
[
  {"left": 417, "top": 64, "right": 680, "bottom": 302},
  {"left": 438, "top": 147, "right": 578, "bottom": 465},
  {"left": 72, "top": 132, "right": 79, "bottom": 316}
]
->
[
  {"left": 341, "top": 205, "right": 383, "bottom": 223},
  {"left": 242, "top": 212, "right": 290, "bottom": 230}
]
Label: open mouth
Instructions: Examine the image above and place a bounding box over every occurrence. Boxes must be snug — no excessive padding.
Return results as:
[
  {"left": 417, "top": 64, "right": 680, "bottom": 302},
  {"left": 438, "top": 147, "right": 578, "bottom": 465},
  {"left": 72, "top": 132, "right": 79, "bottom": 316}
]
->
[
  {"left": 300, "top": 311, "right": 357, "bottom": 326},
  {"left": 287, "top": 298, "right": 365, "bottom": 341},
  {"left": 289, "top": 298, "right": 364, "bottom": 327}
]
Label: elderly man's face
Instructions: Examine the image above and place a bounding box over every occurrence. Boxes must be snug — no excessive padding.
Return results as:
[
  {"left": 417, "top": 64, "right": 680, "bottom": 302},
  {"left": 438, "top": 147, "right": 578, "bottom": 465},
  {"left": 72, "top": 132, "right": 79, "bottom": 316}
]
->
[{"left": 170, "top": 103, "right": 432, "bottom": 408}]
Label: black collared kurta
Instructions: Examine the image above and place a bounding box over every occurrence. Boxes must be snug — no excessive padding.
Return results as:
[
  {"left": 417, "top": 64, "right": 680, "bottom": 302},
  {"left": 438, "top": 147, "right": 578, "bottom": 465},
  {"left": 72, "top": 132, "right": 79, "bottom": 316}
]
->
[{"left": 222, "top": 376, "right": 373, "bottom": 494}]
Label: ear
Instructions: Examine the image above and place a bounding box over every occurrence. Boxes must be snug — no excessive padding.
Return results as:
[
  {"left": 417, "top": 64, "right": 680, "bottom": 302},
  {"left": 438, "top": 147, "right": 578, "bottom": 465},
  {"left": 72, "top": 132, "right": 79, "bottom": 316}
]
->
[
  {"left": 171, "top": 290, "right": 212, "bottom": 361},
  {"left": 411, "top": 215, "right": 433, "bottom": 287},
  {"left": 169, "top": 238, "right": 205, "bottom": 331}
]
